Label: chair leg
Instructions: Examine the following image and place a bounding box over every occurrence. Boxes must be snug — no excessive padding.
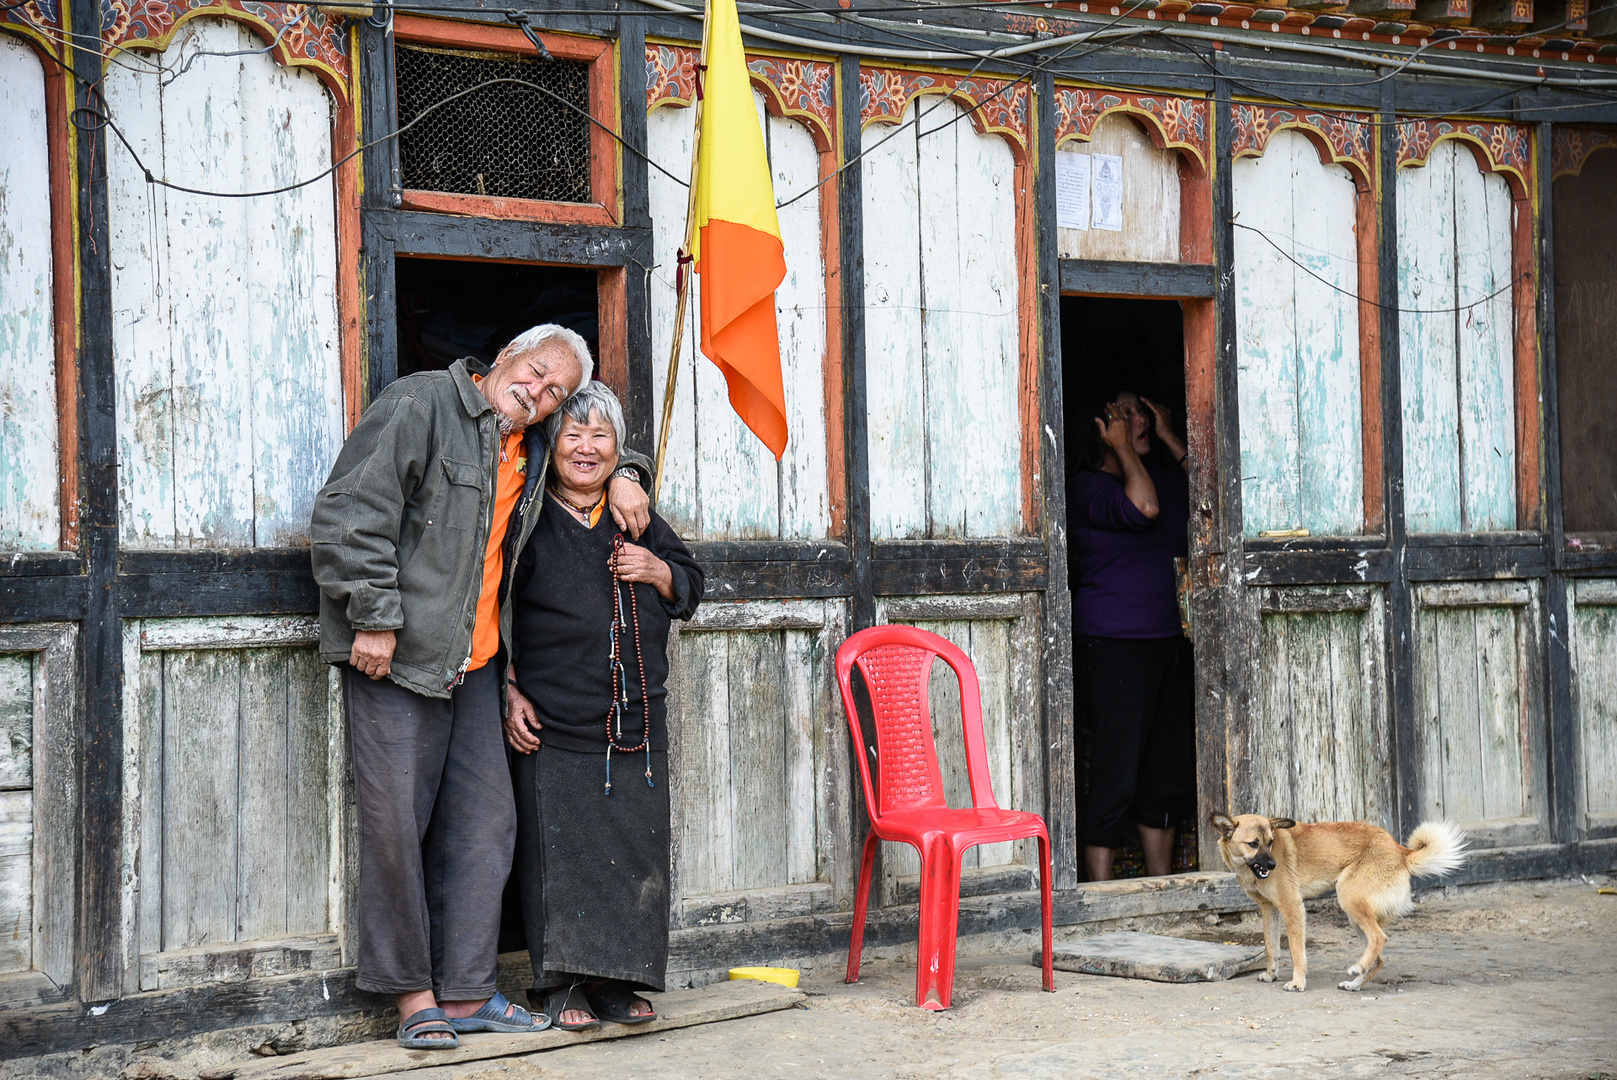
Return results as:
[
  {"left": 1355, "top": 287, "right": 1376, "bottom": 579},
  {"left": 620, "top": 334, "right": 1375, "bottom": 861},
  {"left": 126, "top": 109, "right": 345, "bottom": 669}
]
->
[
  {"left": 1038, "top": 833, "right": 1055, "bottom": 993},
  {"left": 846, "top": 832, "right": 880, "bottom": 984},
  {"left": 914, "top": 838, "right": 963, "bottom": 1011}
]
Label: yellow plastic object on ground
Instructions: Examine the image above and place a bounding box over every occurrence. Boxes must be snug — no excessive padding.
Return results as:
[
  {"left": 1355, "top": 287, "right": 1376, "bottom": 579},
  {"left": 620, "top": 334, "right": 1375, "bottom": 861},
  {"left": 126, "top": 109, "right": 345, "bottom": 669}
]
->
[{"left": 728, "top": 966, "right": 800, "bottom": 988}]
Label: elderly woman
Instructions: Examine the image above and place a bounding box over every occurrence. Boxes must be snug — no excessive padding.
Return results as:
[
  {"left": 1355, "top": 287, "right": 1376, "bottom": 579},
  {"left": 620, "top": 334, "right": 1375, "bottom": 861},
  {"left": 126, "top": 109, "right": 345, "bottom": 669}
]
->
[{"left": 504, "top": 381, "right": 703, "bottom": 1030}]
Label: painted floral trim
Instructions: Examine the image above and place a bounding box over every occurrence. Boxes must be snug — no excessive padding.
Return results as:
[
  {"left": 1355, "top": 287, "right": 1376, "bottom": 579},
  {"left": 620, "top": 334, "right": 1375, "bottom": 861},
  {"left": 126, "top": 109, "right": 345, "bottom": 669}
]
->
[
  {"left": 1550, "top": 126, "right": 1617, "bottom": 179},
  {"left": 1395, "top": 117, "right": 1532, "bottom": 187},
  {"left": 100, "top": 0, "right": 350, "bottom": 93},
  {"left": 859, "top": 66, "right": 1031, "bottom": 151},
  {"left": 1231, "top": 103, "right": 1373, "bottom": 183},
  {"left": 646, "top": 43, "right": 836, "bottom": 148},
  {"left": 1053, "top": 86, "right": 1208, "bottom": 172},
  {"left": 1, "top": 0, "right": 63, "bottom": 44}
]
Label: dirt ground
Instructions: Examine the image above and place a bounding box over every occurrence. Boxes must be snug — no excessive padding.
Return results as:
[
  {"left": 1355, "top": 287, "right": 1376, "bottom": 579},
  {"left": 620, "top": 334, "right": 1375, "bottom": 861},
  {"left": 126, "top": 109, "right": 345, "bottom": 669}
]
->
[
  {"left": 13, "top": 876, "right": 1616, "bottom": 1080},
  {"left": 412, "top": 876, "right": 1617, "bottom": 1080}
]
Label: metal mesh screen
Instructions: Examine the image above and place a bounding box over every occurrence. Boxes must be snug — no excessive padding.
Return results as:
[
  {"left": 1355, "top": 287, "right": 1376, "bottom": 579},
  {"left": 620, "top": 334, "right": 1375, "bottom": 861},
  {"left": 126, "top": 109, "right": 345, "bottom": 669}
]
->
[{"left": 395, "top": 43, "right": 592, "bottom": 203}]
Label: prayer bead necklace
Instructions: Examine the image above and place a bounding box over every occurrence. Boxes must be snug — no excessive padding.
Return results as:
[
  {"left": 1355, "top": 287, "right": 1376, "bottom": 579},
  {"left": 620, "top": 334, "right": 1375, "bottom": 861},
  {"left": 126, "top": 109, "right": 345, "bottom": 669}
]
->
[{"left": 604, "top": 532, "right": 654, "bottom": 795}]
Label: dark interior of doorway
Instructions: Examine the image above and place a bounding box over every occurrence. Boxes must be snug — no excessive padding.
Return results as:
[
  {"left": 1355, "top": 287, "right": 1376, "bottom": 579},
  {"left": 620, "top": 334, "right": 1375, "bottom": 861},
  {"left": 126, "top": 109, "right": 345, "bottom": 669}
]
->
[
  {"left": 1060, "top": 295, "right": 1198, "bottom": 881},
  {"left": 394, "top": 257, "right": 598, "bottom": 378}
]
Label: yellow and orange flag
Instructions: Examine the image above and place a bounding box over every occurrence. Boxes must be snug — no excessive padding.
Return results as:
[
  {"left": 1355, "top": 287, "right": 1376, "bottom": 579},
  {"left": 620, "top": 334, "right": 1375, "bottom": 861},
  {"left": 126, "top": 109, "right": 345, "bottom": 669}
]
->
[{"left": 688, "top": 0, "right": 789, "bottom": 459}]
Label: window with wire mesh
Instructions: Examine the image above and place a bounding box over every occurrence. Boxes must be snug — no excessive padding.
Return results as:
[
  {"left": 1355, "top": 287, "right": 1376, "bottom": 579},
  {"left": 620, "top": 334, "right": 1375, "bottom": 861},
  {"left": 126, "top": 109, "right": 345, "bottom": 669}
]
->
[{"left": 395, "top": 42, "right": 592, "bottom": 203}]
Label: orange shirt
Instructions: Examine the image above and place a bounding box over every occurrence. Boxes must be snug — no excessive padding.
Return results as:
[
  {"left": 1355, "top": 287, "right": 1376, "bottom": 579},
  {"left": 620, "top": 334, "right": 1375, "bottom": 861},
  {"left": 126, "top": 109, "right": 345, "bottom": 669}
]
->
[{"left": 469, "top": 427, "right": 527, "bottom": 671}]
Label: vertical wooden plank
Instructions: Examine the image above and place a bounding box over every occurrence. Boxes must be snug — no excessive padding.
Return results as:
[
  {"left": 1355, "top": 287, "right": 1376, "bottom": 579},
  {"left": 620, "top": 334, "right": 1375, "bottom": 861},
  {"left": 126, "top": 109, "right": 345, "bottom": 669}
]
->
[
  {"left": 1290, "top": 614, "right": 1338, "bottom": 822},
  {"left": 729, "top": 631, "right": 787, "bottom": 890},
  {"left": 1453, "top": 156, "right": 1516, "bottom": 532},
  {"left": 969, "top": 620, "right": 1015, "bottom": 866},
  {"left": 921, "top": 103, "right": 1022, "bottom": 538},
  {"left": 1362, "top": 591, "right": 1394, "bottom": 832},
  {"left": 161, "top": 649, "right": 240, "bottom": 951},
  {"left": 286, "top": 649, "right": 332, "bottom": 935},
  {"left": 136, "top": 648, "right": 166, "bottom": 982},
  {"left": 1398, "top": 145, "right": 1462, "bottom": 533},
  {"left": 1434, "top": 607, "right": 1485, "bottom": 823},
  {"left": 1574, "top": 595, "right": 1617, "bottom": 820},
  {"left": 672, "top": 633, "right": 732, "bottom": 896},
  {"left": 771, "top": 113, "right": 831, "bottom": 540},
  {"left": 0, "top": 655, "right": 32, "bottom": 790},
  {"left": 0, "top": 36, "right": 61, "bottom": 550},
  {"left": 646, "top": 104, "right": 701, "bottom": 537},
  {"left": 237, "top": 649, "right": 290, "bottom": 941},
  {"left": 1233, "top": 144, "right": 1302, "bottom": 535},
  {"left": 1057, "top": 115, "right": 1181, "bottom": 263},
  {"left": 1255, "top": 613, "right": 1295, "bottom": 817},
  {"left": 811, "top": 603, "right": 852, "bottom": 904},
  {"left": 1326, "top": 610, "right": 1370, "bottom": 822},
  {"left": 1475, "top": 606, "right": 1526, "bottom": 820},
  {"left": 1416, "top": 605, "right": 1447, "bottom": 824},
  {"left": 1289, "top": 135, "right": 1364, "bottom": 536},
  {"left": 243, "top": 50, "right": 343, "bottom": 547},
  {"left": 0, "top": 790, "right": 32, "bottom": 974},
  {"left": 862, "top": 104, "right": 926, "bottom": 540},
  {"left": 782, "top": 627, "right": 818, "bottom": 886}
]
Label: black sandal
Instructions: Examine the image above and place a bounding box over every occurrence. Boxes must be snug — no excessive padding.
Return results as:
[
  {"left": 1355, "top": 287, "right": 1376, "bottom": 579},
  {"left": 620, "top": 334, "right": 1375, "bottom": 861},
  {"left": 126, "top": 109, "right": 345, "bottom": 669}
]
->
[
  {"left": 586, "top": 981, "right": 657, "bottom": 1025},
  {"left": 544, "top": 985, "right": 601, "bottom": 1032}
]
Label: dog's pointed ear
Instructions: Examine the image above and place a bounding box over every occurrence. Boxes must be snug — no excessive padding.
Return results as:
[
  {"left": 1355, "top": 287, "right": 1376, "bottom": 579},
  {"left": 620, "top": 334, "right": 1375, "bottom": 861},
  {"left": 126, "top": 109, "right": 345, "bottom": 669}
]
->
[
  {"left": 1210, "top": 812, "right": 1237, "bottom": 838},
  {"left": 1268, "top": 817, "right": 1297, "bottom": 830}
]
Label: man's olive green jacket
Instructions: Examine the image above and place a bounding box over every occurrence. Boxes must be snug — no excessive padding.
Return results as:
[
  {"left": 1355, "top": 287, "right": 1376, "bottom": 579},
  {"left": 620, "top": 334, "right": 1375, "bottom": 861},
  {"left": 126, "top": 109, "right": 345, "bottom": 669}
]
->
[{"left": 311, "top": 358, "right": 650, "bottom": 699}]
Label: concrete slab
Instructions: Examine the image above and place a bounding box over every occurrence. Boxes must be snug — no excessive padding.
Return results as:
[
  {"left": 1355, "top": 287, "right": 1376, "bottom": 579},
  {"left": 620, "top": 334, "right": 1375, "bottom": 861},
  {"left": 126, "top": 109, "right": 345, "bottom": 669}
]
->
[{"left": 1033, "top": 931, "right": 1266, "bottom": 983}]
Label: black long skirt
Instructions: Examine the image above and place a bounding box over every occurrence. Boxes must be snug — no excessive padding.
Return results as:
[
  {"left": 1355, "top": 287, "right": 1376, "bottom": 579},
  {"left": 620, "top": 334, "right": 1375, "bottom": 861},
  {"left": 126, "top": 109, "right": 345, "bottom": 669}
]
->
[{"left": 510, "top": 744, "right": 670, "bottom": 992}]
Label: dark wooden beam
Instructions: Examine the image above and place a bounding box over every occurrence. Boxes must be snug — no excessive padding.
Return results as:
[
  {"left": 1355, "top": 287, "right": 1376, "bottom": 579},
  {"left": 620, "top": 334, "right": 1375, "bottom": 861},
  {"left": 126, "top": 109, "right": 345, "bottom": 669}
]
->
[
  {"left": 1472, "top": 0, "right": 1537, "bottom": 27},
  {"left": 370, "top": 210, "right": 652, "bottom": 268},
  {"left": 870, "top": 545, "right": 1049, "bottom": 596},
  {"left": 1239, "top": 547, "right": 1397, "bottom": 585},
  {"left": 838, "top": 53, "right": 874, "bottom": 635},
  {"left": 0, "top": 576, "right": 89, "bottom": 623},
  {"left": 619, "top": 13, "right": 655, "bottom": 452},
  {"left": 1058, "top": 259, "right": 1216, "bottom": 299}
]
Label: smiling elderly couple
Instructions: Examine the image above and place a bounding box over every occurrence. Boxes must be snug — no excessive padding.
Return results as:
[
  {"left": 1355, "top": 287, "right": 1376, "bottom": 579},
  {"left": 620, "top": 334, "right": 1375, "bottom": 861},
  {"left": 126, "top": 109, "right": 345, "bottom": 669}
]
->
[{"left": 310, "top": 326, "right": 703, "bottom": 1047}]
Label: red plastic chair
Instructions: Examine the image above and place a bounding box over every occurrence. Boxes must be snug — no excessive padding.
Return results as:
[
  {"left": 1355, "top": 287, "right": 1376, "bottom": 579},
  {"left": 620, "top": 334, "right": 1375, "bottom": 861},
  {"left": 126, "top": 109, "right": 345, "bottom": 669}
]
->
[{"left": 836, "top": 624, "right": 1055, "bottom": 1010}]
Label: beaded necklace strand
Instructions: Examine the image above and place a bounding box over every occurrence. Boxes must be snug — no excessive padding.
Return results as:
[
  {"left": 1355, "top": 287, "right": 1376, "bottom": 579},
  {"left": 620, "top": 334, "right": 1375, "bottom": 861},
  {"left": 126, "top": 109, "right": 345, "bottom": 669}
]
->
[{"left": 604, "top": 532, "right": 654, "bottom": 795}]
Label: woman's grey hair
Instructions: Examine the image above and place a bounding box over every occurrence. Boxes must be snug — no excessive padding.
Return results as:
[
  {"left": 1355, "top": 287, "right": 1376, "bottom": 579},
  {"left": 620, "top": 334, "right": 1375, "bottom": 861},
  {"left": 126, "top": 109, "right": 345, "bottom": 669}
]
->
[
  {"left": 546, "top": 380, "right": 625, "bottom": 453},
  {"left": 499, "top": 324, "right": 594, "bottom": 390}
]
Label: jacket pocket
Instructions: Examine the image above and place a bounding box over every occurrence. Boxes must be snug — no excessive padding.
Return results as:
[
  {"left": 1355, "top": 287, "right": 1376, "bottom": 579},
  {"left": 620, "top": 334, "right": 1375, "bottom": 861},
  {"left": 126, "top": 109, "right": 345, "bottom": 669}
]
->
[{"left": 437, "top": 457, "right": 484, "bottom": 531}]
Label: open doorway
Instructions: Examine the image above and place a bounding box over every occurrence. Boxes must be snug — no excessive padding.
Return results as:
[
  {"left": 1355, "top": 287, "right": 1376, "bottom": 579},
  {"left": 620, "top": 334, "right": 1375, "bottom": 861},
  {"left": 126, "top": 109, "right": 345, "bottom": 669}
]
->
[
  {"left": 1061, "top": 295, "right": 1198, "bottom": 881},
  {"left": 394, "top": 257, "right": 599, "bottom": 377}
]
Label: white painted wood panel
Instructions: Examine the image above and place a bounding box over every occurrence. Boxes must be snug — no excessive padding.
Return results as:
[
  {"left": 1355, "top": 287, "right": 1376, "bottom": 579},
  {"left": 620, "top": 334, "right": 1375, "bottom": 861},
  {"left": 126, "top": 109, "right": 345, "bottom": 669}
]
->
[
  {"left": 646, "top": 95, "right": 829, "bottom": 540},
  {"left": 105, "top": 19, "right": 342, "bottom": 549},
  {"left": 864, "top": 100, "right": 1022, "bottom": 539},
  {"left": 0, "top": 36, "right": 60, "bottom": 551},
  {"left": 1571, "top": 581, "right": 1617, "bottom": 834},
  {"left": 1398, "top": 141, "right": 1516, "bottom": 533},
  {"left": 1233, "top": 130, "right": 1363, "bottom": 537},
  {"left": 1056, "top": 115, "right": 1181, "bottom": 262},
  {"left": 0, "top": 790, "right": 31, "bottom": 975}
]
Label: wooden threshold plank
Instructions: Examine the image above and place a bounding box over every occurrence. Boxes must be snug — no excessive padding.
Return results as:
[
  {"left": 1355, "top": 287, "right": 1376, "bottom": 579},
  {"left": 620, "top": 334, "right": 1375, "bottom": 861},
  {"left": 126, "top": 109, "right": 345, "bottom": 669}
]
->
[{"left": 216, "top": 980, "right": 805, "bottom": 1080}]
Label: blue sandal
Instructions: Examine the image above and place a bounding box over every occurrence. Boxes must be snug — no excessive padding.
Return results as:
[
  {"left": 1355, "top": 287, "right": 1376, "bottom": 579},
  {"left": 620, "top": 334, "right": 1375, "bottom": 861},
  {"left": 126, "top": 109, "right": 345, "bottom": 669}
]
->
[
  {"left": 397, "top": 1007, "right": 459, "bottom": 1049},
  {"left": 447, "top": 991, "right": 552, "bottom": 1034}
]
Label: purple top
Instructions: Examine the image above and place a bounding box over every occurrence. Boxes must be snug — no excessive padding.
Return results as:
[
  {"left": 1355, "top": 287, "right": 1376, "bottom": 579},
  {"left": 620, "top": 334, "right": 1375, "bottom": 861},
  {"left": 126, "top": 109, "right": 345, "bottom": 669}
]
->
[{"left": 1069, "top": 465, "right": 1190, "bottom": 639}]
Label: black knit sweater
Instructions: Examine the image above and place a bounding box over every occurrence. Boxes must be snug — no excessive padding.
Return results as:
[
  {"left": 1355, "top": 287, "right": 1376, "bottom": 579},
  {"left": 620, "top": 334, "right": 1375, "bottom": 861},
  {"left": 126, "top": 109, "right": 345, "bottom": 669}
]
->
[{"left": 509, "top": 493, "right": 703, "bottom": 753}]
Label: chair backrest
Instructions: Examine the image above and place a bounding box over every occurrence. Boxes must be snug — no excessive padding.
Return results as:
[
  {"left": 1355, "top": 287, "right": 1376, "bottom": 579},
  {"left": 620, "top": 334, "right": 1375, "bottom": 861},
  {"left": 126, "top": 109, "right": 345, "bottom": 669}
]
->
[{"left": 835, "top": 624, "right": 1000, "bottom": 821}]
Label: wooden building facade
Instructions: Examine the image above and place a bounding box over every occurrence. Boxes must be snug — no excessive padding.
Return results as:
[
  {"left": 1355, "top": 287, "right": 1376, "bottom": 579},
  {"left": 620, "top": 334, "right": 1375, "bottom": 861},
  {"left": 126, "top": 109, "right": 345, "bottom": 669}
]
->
[{"left": 2, "top": 0, "right": 1616, "bottom": 1050}]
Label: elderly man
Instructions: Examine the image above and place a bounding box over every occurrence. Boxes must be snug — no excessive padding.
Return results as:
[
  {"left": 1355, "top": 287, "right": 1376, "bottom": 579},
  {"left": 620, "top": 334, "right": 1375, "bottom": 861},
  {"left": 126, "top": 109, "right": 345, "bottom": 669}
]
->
[{"left": 311, "top": 325, "right": 651, "bottom": 1048}]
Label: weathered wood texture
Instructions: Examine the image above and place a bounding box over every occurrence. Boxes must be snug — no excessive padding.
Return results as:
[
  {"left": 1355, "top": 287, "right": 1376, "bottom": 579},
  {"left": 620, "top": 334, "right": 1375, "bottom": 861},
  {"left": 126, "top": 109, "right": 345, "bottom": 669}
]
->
[
  {"left": 0, "top": 37, "right": 60, "bottom": 551},
  {"left": 1059, "top": 259, "right": 1215, "bottom": 298},
  {"left": 1249, "top": 586, "right": 1392, "bottom": 829},
  {"left": 870, "top": 594, "right": 1043, "bottom": 900},
  {"left": 861, "top": 99, "right": 1023, "bottom": 539},
  {"left": 1570, "top": 579, "right": 1617, "bottom": 837},
  {"left": 1232, "top": 129, "right": 1363, "bottom": 537},
  {"left": 1551, "top": 147, "right": 1617, "bottom": 534},
  {"left": 647, "top": 94, "right": 830, "bottom": 540},
  {"left": 1397, "top": 141, "right": 1517, "bottom": 533},
  {"left": 1412, "top": 582, "right": 1547, "bottom": 847},
  {"left": 105, "top": 19, "right": 344, "bottom": 549},
  {"left": 0, "top": 624, "right": 78, "bottom": 1001},
  {"left": 1056, "top": 114, "right": 1181, "bottom": 262},
  {"left": 665, "top": 600, "right": 850, "bottom": 923},
  {"left": 123, "top": 616, "right": 343, "bottom": 992}
]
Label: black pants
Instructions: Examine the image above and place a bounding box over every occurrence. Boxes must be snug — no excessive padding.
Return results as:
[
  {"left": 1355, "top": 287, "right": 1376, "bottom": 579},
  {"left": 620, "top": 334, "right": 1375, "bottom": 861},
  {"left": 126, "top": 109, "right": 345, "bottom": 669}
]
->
[
  {"left": 1077, "top": 635, "right": 1195, "bottom": 849},
  {"left": 343, "top": 663, "right": 515, "bottom": 998}
]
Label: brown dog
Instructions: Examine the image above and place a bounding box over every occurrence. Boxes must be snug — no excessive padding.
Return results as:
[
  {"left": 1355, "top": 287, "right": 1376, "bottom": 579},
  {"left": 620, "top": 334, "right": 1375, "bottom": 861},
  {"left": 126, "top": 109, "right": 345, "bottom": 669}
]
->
[{"left": 1210, "top": 813, "right": 1466, "bottom": 992}]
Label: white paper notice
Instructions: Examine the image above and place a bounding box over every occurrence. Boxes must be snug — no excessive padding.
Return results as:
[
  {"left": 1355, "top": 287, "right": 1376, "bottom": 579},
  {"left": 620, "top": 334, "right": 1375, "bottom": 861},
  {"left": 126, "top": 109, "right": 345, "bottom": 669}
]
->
[
  {"left": 1055, "top": 151, "right": 1091, "bottom": 230},
  {"left": 1091, "top": 153, "right": 1123, "bottom": 231}
]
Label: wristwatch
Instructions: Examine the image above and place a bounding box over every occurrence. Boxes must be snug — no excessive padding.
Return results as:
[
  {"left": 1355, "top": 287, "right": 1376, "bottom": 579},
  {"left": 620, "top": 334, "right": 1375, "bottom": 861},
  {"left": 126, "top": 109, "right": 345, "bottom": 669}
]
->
[{"left": 610, "top": 465, "right": 639, "bottom": 482}]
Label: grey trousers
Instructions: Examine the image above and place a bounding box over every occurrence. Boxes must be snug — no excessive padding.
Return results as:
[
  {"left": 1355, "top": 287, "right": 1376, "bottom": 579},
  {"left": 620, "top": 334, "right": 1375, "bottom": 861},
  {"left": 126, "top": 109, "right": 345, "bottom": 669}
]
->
[{"left": 343, "top": 663, "right": 515, "bottom": 998}]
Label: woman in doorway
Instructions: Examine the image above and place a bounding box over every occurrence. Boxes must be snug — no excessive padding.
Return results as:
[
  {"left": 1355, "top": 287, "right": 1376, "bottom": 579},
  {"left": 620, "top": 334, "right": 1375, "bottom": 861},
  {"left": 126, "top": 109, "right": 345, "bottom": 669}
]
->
[
  {"left": 503, "top": 382, "right": 703, "bottom": 1029},
  {"left": 1070, "top": 387, "right": 1193, "bottom": 881}
]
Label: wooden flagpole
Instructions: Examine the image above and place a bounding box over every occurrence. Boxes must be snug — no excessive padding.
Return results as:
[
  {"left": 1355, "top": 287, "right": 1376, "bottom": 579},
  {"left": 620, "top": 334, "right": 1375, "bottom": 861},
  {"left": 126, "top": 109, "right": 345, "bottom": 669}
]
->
[{"left": 652, "top": 5, "right": 712, "bottom": 504}]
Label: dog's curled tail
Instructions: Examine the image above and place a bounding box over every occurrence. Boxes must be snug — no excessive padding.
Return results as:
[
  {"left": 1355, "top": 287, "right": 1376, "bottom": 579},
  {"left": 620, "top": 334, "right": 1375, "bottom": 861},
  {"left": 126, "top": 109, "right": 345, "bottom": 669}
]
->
[{"left": 1403, "top": 821, "right": 1468, "bottom": 879}]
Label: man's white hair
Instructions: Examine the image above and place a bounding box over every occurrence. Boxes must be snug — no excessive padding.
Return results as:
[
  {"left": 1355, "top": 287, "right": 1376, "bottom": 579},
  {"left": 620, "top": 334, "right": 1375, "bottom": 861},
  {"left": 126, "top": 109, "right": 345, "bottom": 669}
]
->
[
  {"left": 499, "top": 324, "right": 594, "bottom": 391},
  {"left": 546, "top": 380, "right": 625, "bottom": 453}
]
